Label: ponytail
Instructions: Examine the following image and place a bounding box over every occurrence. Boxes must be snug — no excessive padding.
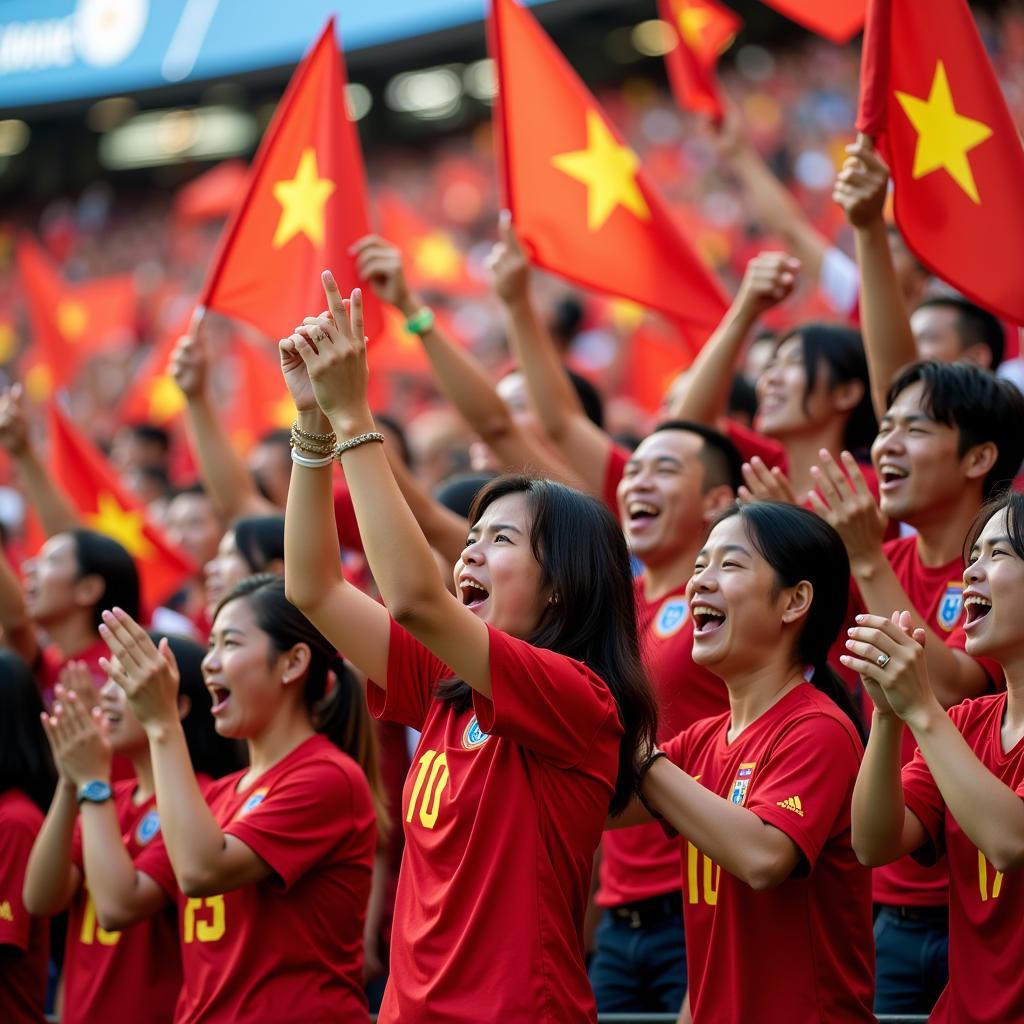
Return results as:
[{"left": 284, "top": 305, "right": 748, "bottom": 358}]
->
[
  {"left": 312, "top": 658, "right": 390, "bottom": 837},
  {"left": 808, "top": 661, "right": 867, "bottom": 744}
]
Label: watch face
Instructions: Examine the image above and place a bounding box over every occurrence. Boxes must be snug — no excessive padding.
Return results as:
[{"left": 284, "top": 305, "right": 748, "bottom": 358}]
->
[{"left": 80, "top": 780, "right": 112, "bottom": 803}]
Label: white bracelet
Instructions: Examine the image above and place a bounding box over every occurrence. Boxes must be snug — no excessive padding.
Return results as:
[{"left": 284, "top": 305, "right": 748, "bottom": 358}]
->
[{"left": 290, "top": 448, "right": 335, "bottom": 469}]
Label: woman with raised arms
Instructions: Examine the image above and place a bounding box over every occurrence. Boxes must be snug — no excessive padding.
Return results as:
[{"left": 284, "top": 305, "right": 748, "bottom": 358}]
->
[{"left": 281, "top": 276, "right": 656, "bottom": 1024}]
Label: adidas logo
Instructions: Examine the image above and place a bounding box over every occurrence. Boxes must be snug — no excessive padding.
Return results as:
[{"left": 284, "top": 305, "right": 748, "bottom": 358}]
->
[
  {"left": 0, "top": 900, "right": 12, "bottom": 922},
  {"left": 777, "top": 796, "right": 804, "bottom": 817}
]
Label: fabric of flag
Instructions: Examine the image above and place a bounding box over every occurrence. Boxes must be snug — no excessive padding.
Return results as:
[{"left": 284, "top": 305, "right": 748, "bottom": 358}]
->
[
  {"left": 659, "top": 0, "right": 741, "bottom": 123},
  {"left": 489, "top": 0, "right": 727, "bottom": 332},
  {"left": 46, "top": 404, "right": 195, "bottom": 611},
  {"left": 857, "top": 0, "right": 1024, "bottom": 324},
  {"left": 17, "top": 236, "right": 136, "bottom": 399},
  {"left": 118, "top": 324, "right": 190, "bottom": 427},
  {"left": 197, "top": 19, "right": 379, "bottom": 341},
  {"left": 225, "top": 338, "right": 296, "bottom": 454},
  {"left": 760, "top": 0, "right": 865, "bottom": 43},
  {"left": 376, "top": 191, "right": 483, "bottom": 296},
  {"left": 621, "top": 316, "right": 704, "bottom": 413}
]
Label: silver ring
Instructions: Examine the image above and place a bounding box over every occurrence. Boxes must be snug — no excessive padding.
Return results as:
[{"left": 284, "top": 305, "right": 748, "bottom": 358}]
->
[
  {"left": 310, "top": 326, "right": 325, "bottom": 343},
  {"left": 876, "top": 653, "right": 891, "bottom": 669}
]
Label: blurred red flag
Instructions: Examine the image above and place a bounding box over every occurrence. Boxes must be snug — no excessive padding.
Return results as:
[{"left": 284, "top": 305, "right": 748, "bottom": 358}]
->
[
  {"left": 376, "top": 191, "right": 483, "bottom": 296},
  {"left": 174, "top": 161, "right": 249, "bottom": 224},
  {"left": 118, "top": 325, "right": 189, "bottom": 428},
  {"left": 857, "top": 0, "right": 1024, "bottom": 324},
  {"left": 760, "top": 0, "right": 865, "bottom": 43},
  {"left": 46, "top": 404, "right": 195, "bottom": 610},
  {"left": 622, "top": 317, "right": 703, "bottom": 413},
  {"left": 17, "top": 236, "right": 136, "bottom": 399},
  {"left": 489, "top": 0, "right": 727, "bottom": 332},
  {"left": 659, "top": 0, "right": 741, "bottom": 124},
  {"left": 225, "top": 339, "right": 295, "bottom": 454},
  {"left": 197, "top": 19, "right": 379, "bottom": 341}
]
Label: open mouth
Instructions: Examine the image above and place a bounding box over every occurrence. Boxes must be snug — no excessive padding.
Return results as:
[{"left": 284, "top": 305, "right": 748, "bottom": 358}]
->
[
  {"left": 964, "top": 595, "right": 992, "bottom": 625},
  {"left": 692, "top": 604, "right": 726, "bottom": 635},
  {"left": 459, "top": 580, "right": 490, "bottom": 609},
  {"left": 102, "top": 709, "right": 122, "bottom": 726},
  {"left": 627, "top": 501, "right": 660, "bottom": 529},
  {"left": 208, "top": 685, "right": 232, "bottom": 714},
  {"left": 879, "top": 464, "right": 909, "bottom": 487}
]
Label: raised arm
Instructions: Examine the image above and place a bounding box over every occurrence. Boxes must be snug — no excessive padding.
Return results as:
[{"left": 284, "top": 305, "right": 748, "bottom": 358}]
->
[
  {"left": 23, "top": 766, "right": 81, "bottom": 916},
  {"left": 486, "top": 213, "right": 611, "bottom": 496},
  {"left": 293, "top": 278, "right": 493, "bottom": 696},
  {"left": 846, "top": 614, "right": 1024, "bottom": 871},
  {"left": 0, "top": 540, "right": 38, "bottom": 665},
  {"left": 352, "top": 235, "right": 579, "bottom": 485},
  {"left": 833, "top": 139, "right": 917, "bottom": 419},
  {"left": 0, "top": 385, "right": 80, "bottom": 535},
  {"left": 667, "top": 252, "right": 799, "bottom": 425},
  {"left": 170, "top": 324, "right": 275, "bottom": 521}
]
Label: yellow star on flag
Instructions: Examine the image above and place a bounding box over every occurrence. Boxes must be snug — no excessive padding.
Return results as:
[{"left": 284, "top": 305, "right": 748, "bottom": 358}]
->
[
  {"left": 0, "top": 321, "right": 15, "bottom": 364},
  {"left": 25, "top": 363, "right": 53, "bottom": 401},
  {"left": 271, "top": 394, "right": 295, "bottom": 427},
  {"left": 412, "top": 232, "right": 462, "bottom": 282},
  {"left": 272, "top": 148, "right": 336, "bottom": 249},
  {"left": 57, "top": 299, "right": 88, "bottom": 341},
  {"left": 147, "top": 375, "right": 186, "bottom": 423},
  {"left": 677, "top": 5, "right": 712, "bottom": 49},
  {"left": 895, "top": 61, "right": 993, "bottom": 204},
  {"left": 552, "top": 110, "right": 650, "bottom": 231},
  {"left": 87, "top": 492, "right": 154, "bottom": 560}
]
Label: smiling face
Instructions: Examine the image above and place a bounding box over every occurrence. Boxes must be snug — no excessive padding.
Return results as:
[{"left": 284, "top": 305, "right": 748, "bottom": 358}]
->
[
  {"left": 755, "top": 336, "right": 832, "bottom": 439},
  {"left": 454, "top": 491, "right": 547, "bottom": 640},
  {"left": 617, "top": 430, "right": 710, "bottom": 568},
  {"left": 98, "top": 675, "right": 149, "bottom": 756},
  {"left": 870, "top": 380, "right": 973, "bottom": 524},
  {"left": 22, "top": 533, "right": 87, "bottom": 627},
  {"left": 962, "top": 508, "right": 1024, "bottom": 662},
  {"left": 201, "top": 597, "right": 291, "bottom": 740},
  {"left": 686, "top": 515, "right": 807, "bottom": 677},
  {"left": 203, "top": 529, "right": 250, "bottom": 619}
]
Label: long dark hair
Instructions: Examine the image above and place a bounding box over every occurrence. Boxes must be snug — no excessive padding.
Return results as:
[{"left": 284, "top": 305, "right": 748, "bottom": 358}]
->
[
  {"left": 232, "top": 516, "right": 285, "bottom": 574},
  {"left": 148, "top": 632, "right": 245, "bottom": 779},
  {"left": 69, "top": 529, "right": 141, "bottom": 628},
  {"left": 779, "top": 324, "right": 877, "bottom": 456},
  {"left": 0, "top": 651, "right": 56, "bottom": 811},
  {"left": 216, "top": 575, "right": 387, "bottom": 832},
  {"left": 713, "top": 502, "right": 866, "bottom": 741},
  {"left": 440, "top": 476, "right": 658, "bottom": 816}
]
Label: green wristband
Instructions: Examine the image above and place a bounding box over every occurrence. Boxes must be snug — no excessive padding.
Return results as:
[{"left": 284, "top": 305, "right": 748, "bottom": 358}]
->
[{"left": 405, "top": 307, "right": 435, "bottom": 335}]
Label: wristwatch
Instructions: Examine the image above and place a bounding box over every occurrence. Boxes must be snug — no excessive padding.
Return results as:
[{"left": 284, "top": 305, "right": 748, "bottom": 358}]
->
[{"left": 77, "top": 780, "right": 113, "bottom": 806}]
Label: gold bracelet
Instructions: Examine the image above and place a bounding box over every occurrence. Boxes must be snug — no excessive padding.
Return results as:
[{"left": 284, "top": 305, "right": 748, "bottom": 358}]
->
[
  {"left": 290, "top": 436, "right": 336, "bottom": 456},
  {"left": 291, "top": 421, "right": 337, "bottom": 445}
]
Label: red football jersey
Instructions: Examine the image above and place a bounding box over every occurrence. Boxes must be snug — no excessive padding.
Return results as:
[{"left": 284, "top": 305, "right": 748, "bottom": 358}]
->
[
  {"left": 368, "top": 620, "right": 622, "bottom": 1024},
  {"left": 662, "top": 684, "right": 875, "bottom": 1024},
  {"left": 902, "top": 693, "right": 1024, "bottom": 1024},
  {"left": 64, "top": 781, "right": 180, "bottom": 1024},
  {"left": 0, "top": 789, "right": 48, "bottom": 1024},
  {"left": 137, "top": 735, "right": 375, "bottom": 1024},
  {"left": 871, "top": 535, "right": 1001, "bottom": 907},
  {"left": 598, "top": 580, "right": 728, "bottom": 906}
]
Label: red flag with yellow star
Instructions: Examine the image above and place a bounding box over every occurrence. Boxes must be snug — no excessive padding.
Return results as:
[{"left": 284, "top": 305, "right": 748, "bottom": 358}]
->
[
  {"left": 659, "top": 0, "right": 740, "bottom": 124},
  {"left": 197, "top": 19, "right": 379, "bottom": 341},
  {"left": 46, "top": 404, "right": 195, "bottom": 611},
  {"left": 118, "top": 325, "right": 190, "bottom": 428},
  {"left": 489, "top": 0, "right": 727, "bottom": 331},
  {"left": 225, "top": 338, "right": 296, "bottom": 455},
  {"left": 857, "top": 0, "right": 1024, "bottom": 324},
  {"left": 377, "top": 191, "right": 483, "bottom": 297},
  {"left": 760, "top": 0, "right": 865, "bottom": 43},
  {"left": 17, "top": 236, "right": 136, "bottom": 400}
]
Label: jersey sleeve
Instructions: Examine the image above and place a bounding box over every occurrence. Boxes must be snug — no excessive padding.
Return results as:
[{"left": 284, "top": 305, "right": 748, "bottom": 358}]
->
[
  {"left": 366, "top": 617, "right": 451, "bottom": 731},
  {"left": 471, "top": 626, "right": 621, "bottom": 767},
  {"left": 819, "top": 245, "right": 861, "bottom": 317},
  {"left": 134, "top": 833, "right": 178, "bottom": 899},
  {"left": 723, "top": 421, "right": 788, "bottom": 473},
  {"left": 0, "top": 809, "right": 38, "bottom": 952},
  {"left": 602, "top": 443, "right": 630, "bottom": 517},
  {"left": 745, "top": 713, "right": 863, "bottom": 870},
  {"left": 225, "top": 759, "right": 373, "bottom": 893}
]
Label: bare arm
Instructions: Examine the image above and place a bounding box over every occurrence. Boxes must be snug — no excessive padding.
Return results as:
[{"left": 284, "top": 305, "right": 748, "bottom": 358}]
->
[
  {"left": 0, "top": 541, "right": 38, "bottom": 665},
  {"left": 23, "top": 782, "right": 81, "bottom": 916},
  {"left": 833, "top": 139, "right": 917, "bottom": 419},
  {"left": 170, "top": 326, "right": 275, "bottom": 520},
  {"left": 667, "top": 252, "right": 800, "bottom": 425},
  {"left": 487, "top": 213, "right": 612, "bottom": 496}
]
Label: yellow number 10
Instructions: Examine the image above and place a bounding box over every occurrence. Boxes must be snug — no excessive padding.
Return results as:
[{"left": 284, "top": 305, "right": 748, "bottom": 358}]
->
[{"left": 407, "top": 750, "right": 449, "bottom": 829}]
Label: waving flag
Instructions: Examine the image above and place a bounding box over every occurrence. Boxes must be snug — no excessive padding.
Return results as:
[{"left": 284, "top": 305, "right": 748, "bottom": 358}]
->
[{"left": 760, "top": 0, "right": 865, "bottom": 43}]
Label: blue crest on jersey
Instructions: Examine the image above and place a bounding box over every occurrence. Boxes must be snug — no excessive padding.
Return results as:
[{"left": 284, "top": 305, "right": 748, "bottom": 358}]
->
[
  {"left": 135, "top": 809, "right": 160, "bottom": 845},
  {"left": 938, "top": 583, "right": 964, "bottom": 631},
  {"left": 241, "top": 790, "right": 267, "bottom": 814},
  {"left": 654, "top": 597, "right": 689, "bottom": 639},
  {"left": 462, "top": 716, "right": 491, "bottom": 750}
]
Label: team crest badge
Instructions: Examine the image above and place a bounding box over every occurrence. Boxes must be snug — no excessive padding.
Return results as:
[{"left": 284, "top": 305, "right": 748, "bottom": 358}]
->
[
  {"left": 654, "top": 597, "right": 689, "bottom": 639},
  {"left": 462, "top": 716, "right": 491, "bottom": 750},
  {"left": 938, "top": 583, "right": 964, "bottom": 631},
  {"left": 729, "top": 762, "right": 757, "bottom": 805},
  {"left": 239, "top": 788, "right": 269, "bottom": 816},
  {"left": 135, "top": 809, "right": 160, "bottom": 845}
]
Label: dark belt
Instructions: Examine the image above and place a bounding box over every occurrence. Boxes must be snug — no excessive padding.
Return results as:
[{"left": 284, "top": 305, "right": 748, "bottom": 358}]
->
[
  {"left": 610, "top": 892, "right": 683, "bottom": 930},
  {"left": 879, "top": 903, "right": 949, "bottom": 927}
]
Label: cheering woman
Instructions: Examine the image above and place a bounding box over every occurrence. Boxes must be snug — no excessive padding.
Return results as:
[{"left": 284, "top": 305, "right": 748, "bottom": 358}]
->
[
  {"left": 847, "top": 490, "right": 1024, "bottom": 1023},
  {"left": 615, "top": 502, "right": 875, "bottom": 1023},
  {"left": 281, "top": 276, "right": 656, "bottom": 1023}
]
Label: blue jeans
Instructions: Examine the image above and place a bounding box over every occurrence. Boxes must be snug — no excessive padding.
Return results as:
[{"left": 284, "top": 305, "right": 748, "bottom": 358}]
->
[
  {"left": 873, "top": 905, "right": 949, "bottom": 1015},
  {"left": 589, "top": 903, "right": 687, "bottom": 1013}
]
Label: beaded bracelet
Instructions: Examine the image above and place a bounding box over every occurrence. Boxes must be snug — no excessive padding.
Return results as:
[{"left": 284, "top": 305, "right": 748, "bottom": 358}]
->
[
  {"left": 404, "top": 307, "right": 435, "bottom": 335},
  {"left": 291, "top": 420, "right": 337, "bottom": 445},
  {"left": 334, "top": 431, "right": 386, "bottom": 457}
]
